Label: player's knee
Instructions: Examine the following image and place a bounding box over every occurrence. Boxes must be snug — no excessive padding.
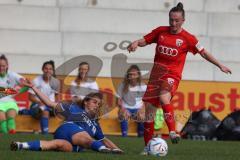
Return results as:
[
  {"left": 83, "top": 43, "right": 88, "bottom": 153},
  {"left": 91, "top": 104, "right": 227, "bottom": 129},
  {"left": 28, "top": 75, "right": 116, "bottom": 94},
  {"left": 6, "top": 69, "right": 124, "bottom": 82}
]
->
[
  {"left": 0, "top": 112, "right": 6, "bottom": 120},
  {"left": 118, "top": 114, "right": 127, "bottom": 121},
  {"left": 62, "top": 143, "right": 73, "bottom": 152},
  {"left": 6, "top": 109, "right": 17, "bottom": 117},
  {"left": 137, "top": 113, "right": 145, "bottom": 122},
  {"left": 77, "top": 136, "right": 94, "bottom": 148},
  {"left": 42, "top": 110, "right": 50, "bottom": 117},
  {"left": 72, "top": 132, "right": 94, "bottom": 148},
  {"left": 83, "top": 139, "right": 94, "bottom": 148},
  {"left": 159, "top": 93, "right": 171, "bottom": 105},
  {"left": 56, "top": 140, "right": 72, "bottom": 152},
  {"left": 159, "top": 99, "right": 170, "bottom": 105}
]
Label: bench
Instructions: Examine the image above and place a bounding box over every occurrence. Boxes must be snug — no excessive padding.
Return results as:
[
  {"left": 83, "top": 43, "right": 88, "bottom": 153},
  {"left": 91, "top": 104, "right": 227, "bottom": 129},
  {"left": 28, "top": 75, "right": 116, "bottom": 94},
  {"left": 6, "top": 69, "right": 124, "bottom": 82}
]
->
[{"left": 15, "top": 115, "right": 143, "bottom": 136}]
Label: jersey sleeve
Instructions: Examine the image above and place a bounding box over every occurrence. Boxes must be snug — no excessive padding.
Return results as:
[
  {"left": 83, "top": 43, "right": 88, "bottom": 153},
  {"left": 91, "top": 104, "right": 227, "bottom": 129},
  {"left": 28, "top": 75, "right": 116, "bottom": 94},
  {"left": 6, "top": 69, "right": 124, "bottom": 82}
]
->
[
  {"left": 11, "top": 72, "right": 24, "bottom": 83},
  {"left": 50, "top": 77, "right": 60, "bottom": 93},
  {"left": 94, "top": 122, "right": 105, "bottom": 140},
  {"left": 28, "top": 78, "right": 38, "bottom": 95},
  {"left": 59, "top": 102, "right": 70, "bottom": 111},
  {"left": 187, "top": 35, "right": 204, "bottom": 54},
  {"left": 8, "top": 71, "right": 24, "bottom": 87},
  {"left": 55, "top": 102, "right": 71, "bottom": 119},
  {"left": 143, "top": 26, "right": 166, "bottom": 44}
]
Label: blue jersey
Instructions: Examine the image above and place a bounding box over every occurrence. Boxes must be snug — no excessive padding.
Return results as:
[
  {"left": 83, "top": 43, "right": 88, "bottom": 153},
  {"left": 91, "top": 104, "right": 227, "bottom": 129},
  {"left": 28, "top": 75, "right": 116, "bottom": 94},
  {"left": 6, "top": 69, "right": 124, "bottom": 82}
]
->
[{"left": 58, "top": 102, "right": 104, "bottom": 140}]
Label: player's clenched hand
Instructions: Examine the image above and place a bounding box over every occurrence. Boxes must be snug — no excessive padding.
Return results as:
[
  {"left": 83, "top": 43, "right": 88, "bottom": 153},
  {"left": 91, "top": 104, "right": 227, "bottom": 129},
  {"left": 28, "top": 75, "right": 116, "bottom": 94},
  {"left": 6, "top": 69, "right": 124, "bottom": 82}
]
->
[
  {"left": 220, "top": 65, "right": 232, "bottom": 74},
  {"left": 118, "top": 107, "right": 131, "bottom": 120},
  {"left": 127, "top": 41, "right": 138, "bottom": 53}
]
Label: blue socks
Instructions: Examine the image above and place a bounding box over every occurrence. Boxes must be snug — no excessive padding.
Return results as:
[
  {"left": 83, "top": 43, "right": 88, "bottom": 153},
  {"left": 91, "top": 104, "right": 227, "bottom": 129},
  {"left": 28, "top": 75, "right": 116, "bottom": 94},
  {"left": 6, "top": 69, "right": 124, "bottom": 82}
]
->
[
  {"left": 40, "top": 117, "right": 49, "bottom": 134},
  {"left": 27, "top": 140, "right": 41, "bottom": 151},
  {"left": 137, "top": 122, "right": 144, "bottom": 137},
  {"left": 121, "top": 120, "right": 144, "bottom": 137},
  {"left": 90, "top": 141, "right": 104, "bottom": 151},
  {"left": 120, "top": 120, "right": 128, "bottom": 137}
]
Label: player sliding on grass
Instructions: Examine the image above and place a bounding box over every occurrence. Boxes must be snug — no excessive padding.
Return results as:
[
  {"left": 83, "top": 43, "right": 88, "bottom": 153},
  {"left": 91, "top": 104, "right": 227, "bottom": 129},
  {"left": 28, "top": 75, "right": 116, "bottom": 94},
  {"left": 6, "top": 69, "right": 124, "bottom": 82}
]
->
[
  {"left": 127, "top": 2, "right": 232, "bottom": 154},
  {"left": 11, "top": 80, "right": 123, "bottom": 154}
]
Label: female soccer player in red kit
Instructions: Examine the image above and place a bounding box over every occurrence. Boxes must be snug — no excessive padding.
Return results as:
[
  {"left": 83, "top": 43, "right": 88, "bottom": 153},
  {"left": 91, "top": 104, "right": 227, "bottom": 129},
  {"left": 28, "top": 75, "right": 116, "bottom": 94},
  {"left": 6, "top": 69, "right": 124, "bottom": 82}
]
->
[{"left": 127, "top": 2, "right": 232, "bottom": 154}]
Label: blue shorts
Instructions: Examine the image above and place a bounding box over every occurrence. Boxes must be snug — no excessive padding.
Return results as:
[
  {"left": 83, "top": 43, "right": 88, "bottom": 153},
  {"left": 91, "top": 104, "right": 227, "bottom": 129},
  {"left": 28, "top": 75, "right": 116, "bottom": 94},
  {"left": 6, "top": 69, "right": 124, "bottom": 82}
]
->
[
  {"left": 126, "top": 108, "right": 138, "bottom": 116},
  {"left": 30, "top": 103, "right": 52, "bottom": 112},
  {"left": 30, "top": 103, "right": 53, "bottom": 118},
  {"left": 54, "top": 122, "right": 84, "bottom": 152}
]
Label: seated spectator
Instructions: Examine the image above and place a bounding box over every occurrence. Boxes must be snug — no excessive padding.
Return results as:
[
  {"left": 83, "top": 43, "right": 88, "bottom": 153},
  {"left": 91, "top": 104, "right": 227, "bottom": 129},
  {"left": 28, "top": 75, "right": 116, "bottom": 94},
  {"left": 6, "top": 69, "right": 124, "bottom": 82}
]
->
[
  {"left": 29, "top": 60, "right": 60, "bottom": 134},
  {"left": 117, "top": 65, "right": 146, "bottom": 137},
  {"left": 0, "top": 54, "right": 25, "bottom": 134},
  {"left": 11, "top": 80, "right": 123, "bottom": 154},
  {"left": 70, "top": 62, "right": 99, "bottom": 102}
]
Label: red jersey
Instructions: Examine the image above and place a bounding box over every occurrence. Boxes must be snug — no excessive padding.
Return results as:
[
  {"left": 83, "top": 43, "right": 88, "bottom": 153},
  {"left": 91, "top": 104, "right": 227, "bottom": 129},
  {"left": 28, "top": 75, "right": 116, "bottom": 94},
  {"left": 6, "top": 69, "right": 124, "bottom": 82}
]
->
[{"left": 144, "top": 26, "right": 204, "bottom": 81}]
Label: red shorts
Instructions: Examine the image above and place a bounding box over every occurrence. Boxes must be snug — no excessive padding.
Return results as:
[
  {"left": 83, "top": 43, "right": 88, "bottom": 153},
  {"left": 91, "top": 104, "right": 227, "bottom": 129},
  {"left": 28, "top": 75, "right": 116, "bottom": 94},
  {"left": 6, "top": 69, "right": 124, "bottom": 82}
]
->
[{"left": 142, "top": 64, "right": 179, "bottom": 106}]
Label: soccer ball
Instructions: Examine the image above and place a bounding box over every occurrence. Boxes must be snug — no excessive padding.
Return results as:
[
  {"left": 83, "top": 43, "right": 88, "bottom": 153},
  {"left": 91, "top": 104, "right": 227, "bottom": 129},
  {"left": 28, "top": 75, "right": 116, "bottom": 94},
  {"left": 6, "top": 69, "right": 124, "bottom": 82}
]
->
[{"left": 147, "top": 137, "right": 168, "bottom": 157}]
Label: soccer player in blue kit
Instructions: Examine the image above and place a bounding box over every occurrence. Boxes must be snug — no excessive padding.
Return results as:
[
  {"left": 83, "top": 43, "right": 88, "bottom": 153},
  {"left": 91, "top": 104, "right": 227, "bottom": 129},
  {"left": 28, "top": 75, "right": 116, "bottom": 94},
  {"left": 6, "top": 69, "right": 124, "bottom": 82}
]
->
[{"left": 11, "top": 80, "right": 123, "bottom": 154}]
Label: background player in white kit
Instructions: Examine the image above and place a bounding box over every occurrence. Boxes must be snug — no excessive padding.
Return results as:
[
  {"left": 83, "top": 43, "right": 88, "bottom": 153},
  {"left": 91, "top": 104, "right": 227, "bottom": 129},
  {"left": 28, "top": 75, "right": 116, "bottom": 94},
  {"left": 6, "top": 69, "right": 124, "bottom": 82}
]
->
[
  {"left": 70, "top": 62, "right": 99, "bottom": 102},
  {"left": 117, "top": 65, "right": 146, "bottom": 137},
  {"left": 29, "top": 60, "right": 60, "bottom": 134}
]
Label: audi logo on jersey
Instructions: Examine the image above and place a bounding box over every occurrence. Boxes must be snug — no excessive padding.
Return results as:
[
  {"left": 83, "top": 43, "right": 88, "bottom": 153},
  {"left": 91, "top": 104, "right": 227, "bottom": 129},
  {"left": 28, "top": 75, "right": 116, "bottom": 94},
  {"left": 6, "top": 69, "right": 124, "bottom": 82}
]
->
[{"left": 157, "top": 45, "right": 178, "bottom": 57}]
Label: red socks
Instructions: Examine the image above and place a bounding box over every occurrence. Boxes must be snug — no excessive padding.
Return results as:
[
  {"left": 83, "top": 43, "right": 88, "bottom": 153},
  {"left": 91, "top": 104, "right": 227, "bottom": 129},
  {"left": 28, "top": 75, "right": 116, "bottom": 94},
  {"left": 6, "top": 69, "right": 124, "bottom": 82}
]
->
[
  {"left": 8, "top": 129, "right": 16, "bottom": 134},
  {"left": 143, "top": 104, "right": 176, "bottom": 146},
  {"left": 143, "top": 121, "right": 154, "bottom": 146},
  {"left": 162, "top": 104, "right": 175, "bottom": 132}
]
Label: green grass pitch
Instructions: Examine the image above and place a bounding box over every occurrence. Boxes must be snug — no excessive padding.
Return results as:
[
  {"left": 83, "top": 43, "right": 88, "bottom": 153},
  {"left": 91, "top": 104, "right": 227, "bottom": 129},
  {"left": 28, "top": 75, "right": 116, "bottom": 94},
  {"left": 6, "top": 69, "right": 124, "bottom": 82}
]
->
[{"left": 0, "top": 134, "right": 240, "bottom": 160}]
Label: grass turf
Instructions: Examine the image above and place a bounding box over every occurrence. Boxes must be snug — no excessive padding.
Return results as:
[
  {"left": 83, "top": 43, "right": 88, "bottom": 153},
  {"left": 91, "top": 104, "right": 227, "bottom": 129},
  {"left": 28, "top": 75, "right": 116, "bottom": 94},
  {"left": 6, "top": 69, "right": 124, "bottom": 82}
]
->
[{"left": 0, "top": 134, "right": 240, "bottom": 160}]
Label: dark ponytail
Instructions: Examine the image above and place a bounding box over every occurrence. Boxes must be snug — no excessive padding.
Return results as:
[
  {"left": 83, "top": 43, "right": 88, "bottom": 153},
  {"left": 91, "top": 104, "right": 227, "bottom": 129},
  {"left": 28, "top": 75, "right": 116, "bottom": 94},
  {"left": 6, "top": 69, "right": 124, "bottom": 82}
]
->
[
  {"left": 176, "top": 2, "right": 184, "bottom": 9},
  {"left": 169, "top": 2, "right": 185, "bottom": 18}
]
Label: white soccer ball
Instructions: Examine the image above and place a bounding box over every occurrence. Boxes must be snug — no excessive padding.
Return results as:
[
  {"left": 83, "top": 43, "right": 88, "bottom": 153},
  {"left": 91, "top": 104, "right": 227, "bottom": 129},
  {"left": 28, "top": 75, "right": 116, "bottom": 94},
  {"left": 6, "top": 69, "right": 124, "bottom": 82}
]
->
[{"left": 147, "top": 137, "right": 168, "bottom": 157}]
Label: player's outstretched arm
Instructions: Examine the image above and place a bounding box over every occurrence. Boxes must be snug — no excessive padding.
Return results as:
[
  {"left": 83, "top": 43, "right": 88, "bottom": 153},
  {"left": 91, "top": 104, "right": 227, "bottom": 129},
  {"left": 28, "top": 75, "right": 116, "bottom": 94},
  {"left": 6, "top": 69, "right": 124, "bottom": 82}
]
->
[
  {"left": 200, "top": 49, "right": 232, "bottom": 74},
  {"left": 23, "top": 79, "right": 58, "bottom": 108},
  {"left": 102, "top": 138, "right": 124, "bottom": 154},
  {"left": 127, "top": 39, "right": 147, "bottom": 53}
]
